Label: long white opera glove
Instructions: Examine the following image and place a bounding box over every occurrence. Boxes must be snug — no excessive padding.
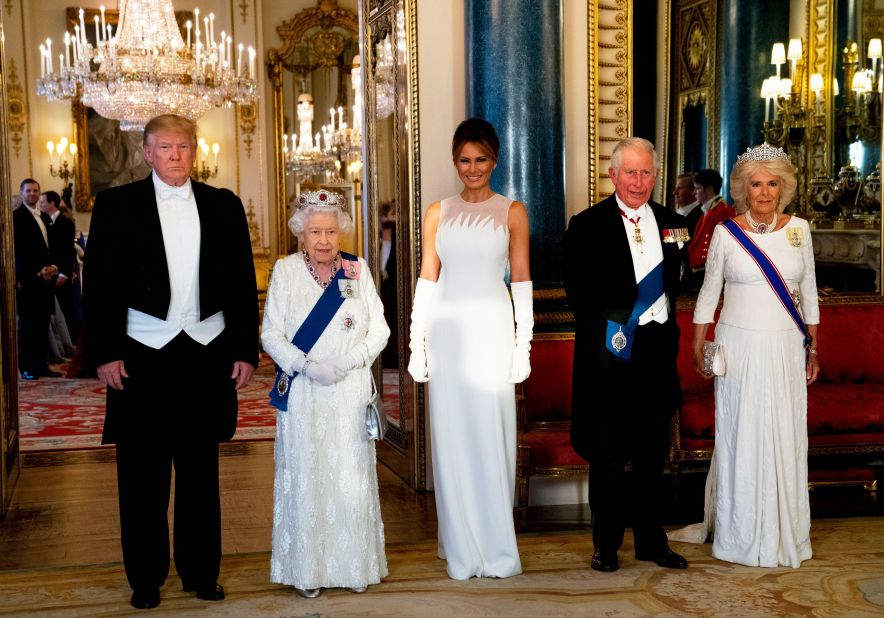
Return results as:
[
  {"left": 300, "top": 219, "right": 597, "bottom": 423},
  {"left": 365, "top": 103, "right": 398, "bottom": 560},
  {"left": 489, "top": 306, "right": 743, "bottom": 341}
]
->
[
  {"left": 509, "top": 281, "right": 534, "bottom": 383},
  {"left": 407, "top": 277, "right": 437, "bottom": 382}
]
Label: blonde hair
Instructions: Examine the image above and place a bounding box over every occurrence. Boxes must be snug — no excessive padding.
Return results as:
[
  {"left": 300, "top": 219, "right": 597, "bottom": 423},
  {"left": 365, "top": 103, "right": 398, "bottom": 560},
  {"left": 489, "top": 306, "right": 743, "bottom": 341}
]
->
[
  {"left": 729, "top": 157, "right": 798, "bottom": 214},
  {"left": 143, "top": 114, "right": 198, "bottom": 148}
]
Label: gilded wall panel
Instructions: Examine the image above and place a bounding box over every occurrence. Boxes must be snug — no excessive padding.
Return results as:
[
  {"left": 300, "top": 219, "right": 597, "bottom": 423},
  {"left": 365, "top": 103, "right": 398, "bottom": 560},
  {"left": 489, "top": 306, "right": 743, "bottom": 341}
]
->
[{"left": 589, "top": 0, "right": 630, "bottom": 202}]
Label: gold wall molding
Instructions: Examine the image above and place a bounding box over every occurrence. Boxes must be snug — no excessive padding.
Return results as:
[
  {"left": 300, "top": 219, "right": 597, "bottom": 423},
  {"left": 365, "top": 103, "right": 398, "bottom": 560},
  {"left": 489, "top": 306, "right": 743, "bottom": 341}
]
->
[
  {"left": 6, "top": 58, "right": 26, "bottom": 158},
  {"left": 674, "top": 0, "right": 718, "bottom": 172},
  {"left": 238, "top": 0, "right": 249, "bottom": 24},
  {"left": 4, "top": 1, "right": 12, "bottom": 16},
  {"left": 237, "top": 102, "right": 257, "bottom": 159},
  {"left": 807, "top": 0, "right": 833, "bottom": 181},
  {"left": 589, "top": 0, "right": 631, "bottom": 203}
]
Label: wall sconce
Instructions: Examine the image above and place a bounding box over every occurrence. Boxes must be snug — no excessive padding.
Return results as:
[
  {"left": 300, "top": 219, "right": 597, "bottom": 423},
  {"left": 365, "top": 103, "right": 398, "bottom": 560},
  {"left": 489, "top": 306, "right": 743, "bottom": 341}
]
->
[
  {"left": 47, "top": 137, "right": 77, "bottom": 185},
  {"left": 192, "top": 137, "right": 219, "bottom": 182},
  {"left": 838, "top": 38, "right": 882, "bottom": 145}
]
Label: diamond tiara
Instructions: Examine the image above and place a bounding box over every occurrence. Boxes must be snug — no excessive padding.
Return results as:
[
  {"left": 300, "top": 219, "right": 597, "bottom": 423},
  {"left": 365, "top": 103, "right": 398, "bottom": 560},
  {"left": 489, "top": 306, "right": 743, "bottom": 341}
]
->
[
  {"left": 295, "top": 189, "right": 345, "bottom": 210},
  {"left": 735, "top": 143, "right": 790, "bottom": 166}
]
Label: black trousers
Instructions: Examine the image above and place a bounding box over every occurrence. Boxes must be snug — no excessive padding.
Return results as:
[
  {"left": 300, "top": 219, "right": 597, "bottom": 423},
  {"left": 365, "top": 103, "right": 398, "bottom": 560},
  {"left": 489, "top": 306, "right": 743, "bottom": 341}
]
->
[
  {"left": 112, "top": 332, "right": 232, "bottom": 592},
  {"left": 587, "top": 321, "right": 678, "bottom": 556},
  {"left": 17, "top": 287, "right": 52, "bottom": 373}
]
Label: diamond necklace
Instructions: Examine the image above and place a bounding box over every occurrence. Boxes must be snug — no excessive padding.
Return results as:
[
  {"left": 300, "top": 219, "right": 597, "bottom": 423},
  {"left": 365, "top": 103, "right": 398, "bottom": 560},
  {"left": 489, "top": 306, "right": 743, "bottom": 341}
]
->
[
  {"left": 745, "top": 209, "right": 777, "bottom": 234},
  {"left": 303, "top": 250, "right": 339, "bottom": 288}
]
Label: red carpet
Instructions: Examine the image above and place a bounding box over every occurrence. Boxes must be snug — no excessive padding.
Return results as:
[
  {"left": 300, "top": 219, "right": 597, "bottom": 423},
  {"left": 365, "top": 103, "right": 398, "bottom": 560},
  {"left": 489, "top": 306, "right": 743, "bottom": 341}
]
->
[
  {"left": 20, "top": 356, "right": 402, "bottom": 451},
  {"left": 18, "top": 356, "right": 279, "bottom": 451}
]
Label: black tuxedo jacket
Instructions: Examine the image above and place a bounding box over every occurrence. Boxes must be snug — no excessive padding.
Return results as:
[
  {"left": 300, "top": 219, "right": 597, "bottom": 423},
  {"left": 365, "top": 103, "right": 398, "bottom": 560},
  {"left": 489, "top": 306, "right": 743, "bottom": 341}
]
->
[
  {"left": 562, "top": 195, "right": 687, "bottom": 459},
  {"left": 83, "top": 175, "right": 259, "bottom": 442},
  {"left": 84, "top": 174, "right": 259, "bottom": 368},
  {"left": 47, "top": 213, "right": 77, "bottom": 280},
  {"left": 12, "top": 205, "right": 55, "bottom": 311}
]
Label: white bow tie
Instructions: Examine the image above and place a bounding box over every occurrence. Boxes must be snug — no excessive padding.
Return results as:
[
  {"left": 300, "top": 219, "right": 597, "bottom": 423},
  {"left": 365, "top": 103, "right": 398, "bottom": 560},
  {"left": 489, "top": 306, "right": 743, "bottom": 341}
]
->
[{"left": 159, "top": 184, "right": 190, "bottom": 201}]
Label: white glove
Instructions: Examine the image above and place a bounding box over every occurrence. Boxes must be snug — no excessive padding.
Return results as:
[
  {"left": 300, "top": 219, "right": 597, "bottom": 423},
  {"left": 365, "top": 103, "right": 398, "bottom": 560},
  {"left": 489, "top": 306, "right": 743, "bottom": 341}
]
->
[
  {"left": 407, "top": 278, "right": 437, "bottom": 383},
  {"left": 304, "top": 359, "right": 344, "bottom": 386},
  {"left": 327, "top": 352, "right": 359, "bottom": 375},
  {"left": 509, "top": 281, "right": 534, "bottom": 383}
]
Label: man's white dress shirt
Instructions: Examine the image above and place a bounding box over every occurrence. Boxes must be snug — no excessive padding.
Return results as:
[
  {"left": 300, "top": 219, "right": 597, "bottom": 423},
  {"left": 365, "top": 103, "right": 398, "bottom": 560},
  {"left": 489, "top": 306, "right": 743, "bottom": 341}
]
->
[
  {"left": 126, "top": 173, "right": 225, "bottom": 349},
  {"left": 615, "top": 195, "right": 669, "bottom": 326}
]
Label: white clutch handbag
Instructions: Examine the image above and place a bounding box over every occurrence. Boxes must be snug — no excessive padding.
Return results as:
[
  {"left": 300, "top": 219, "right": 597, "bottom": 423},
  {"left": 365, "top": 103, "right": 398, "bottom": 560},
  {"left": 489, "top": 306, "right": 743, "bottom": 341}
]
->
[{"left": 703, "top": 341, "right": 726, "bottom": 376}]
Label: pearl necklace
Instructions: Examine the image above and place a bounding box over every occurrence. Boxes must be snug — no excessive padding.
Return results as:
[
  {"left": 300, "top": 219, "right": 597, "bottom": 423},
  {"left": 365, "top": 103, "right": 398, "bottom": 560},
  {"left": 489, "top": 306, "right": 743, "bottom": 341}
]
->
[
  {"left": 746, "top": 209, "right": 777, "bottom": 234},
  {"left": 303, "top": 250, "right": 339, "bottom": 288}
]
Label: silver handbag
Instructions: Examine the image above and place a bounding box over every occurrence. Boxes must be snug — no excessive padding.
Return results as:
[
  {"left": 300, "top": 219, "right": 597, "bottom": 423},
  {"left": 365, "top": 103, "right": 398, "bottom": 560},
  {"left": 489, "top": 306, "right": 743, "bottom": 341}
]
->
[
  {"left": 365, "top": 371, "right": 387, "bottom": 441},
  {"left": 702, "top": 341, "right": 726, "bottom": 376}
]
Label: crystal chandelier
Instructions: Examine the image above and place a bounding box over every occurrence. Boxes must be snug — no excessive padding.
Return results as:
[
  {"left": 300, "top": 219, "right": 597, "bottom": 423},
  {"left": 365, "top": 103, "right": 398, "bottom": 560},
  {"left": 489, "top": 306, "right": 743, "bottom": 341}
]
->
[
  {"left": 282, "top": 54, "right": 363, "bottom": 182},
  {"left": 36, "top": 0, "right": 258, "bottom": 132}
]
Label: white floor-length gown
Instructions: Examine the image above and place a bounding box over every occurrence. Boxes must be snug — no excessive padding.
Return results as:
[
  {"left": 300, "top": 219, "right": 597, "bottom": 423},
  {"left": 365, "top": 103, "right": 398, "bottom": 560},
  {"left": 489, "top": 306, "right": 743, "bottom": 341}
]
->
[
  {"left": 426, "top": 193, "right": 522, "bottom": 580},
  {"left": 262, "top": 254, "right": 390, "bottom": 589},
  {"left": 687, "top": 217, "right": 819, "bottom": 568}
]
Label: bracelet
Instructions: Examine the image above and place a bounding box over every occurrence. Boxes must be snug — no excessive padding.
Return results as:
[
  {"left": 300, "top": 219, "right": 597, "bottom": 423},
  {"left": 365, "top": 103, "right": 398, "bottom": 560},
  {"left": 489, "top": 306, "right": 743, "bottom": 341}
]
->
[{"left": 808, "top": 348, "right": 818, "bottom": 355}]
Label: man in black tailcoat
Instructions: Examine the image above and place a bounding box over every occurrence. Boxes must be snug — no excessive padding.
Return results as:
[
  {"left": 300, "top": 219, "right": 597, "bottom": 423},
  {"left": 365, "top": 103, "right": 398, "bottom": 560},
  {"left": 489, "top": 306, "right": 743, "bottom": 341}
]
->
[
  {"left": 83, "top": 114, "right": 258, "bottom": 610},
  {"left": 40, "top": 190, "right": 79, "bottom": 340},
  {"left": 12, "top": 178, "right": 59, "bottom": 379},
  {"left": 562, "top": 137, "right": 689, "bottom": 573}
]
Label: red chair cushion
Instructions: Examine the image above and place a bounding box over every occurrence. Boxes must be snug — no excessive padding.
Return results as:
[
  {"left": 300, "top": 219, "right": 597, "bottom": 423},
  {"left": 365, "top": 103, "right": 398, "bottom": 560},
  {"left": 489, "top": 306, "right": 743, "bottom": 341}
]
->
[
  {"left": 520, "top": 430, "right": 586, "bottom": 466},
  {"left": 522, "top": 338, "right": 574, "bottom": 423},
  {"left": 808, "top": 384, "right": 884, "bottom": 434}
]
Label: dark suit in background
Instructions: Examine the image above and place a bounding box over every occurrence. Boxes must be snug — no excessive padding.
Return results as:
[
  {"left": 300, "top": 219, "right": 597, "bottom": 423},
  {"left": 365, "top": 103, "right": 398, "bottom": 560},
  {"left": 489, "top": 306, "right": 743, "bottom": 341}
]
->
[
  {"left": 563, "top": 194, "right": 686, "bottom": 559},
  {"left": 13, "top": 204, "right": 55, "bottom": 375},
  {"left": 83, "top": 174, "right": 258, "bottom": 598},
  {"left": 47, "top": 211, "right": 79, "bottom": 339}
]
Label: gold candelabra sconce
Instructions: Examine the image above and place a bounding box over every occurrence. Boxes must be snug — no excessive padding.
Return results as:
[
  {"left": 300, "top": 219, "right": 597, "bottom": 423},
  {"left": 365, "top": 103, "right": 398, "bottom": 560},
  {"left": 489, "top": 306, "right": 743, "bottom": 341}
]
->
[
  {"left": 192, "top": 137, "right": 219, "bottom": 182},
  {"left": 47, "top": 136, "right": 77, "bottom": 184},
  {"left": 836, "top": 39, "right": 882, "bottom": 146},
  {"left": 760, "top": 39, "right": 827, "bottom": 151}
]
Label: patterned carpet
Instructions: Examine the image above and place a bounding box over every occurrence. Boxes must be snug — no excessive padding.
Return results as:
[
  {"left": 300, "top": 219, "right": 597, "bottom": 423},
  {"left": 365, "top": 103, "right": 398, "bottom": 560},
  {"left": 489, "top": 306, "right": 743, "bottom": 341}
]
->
[
  {"left": 1, "top": 518, "right": 882, "bottom": 616},
  {"left": 19, "top": 356, "right": 401, "bottom": 451}
]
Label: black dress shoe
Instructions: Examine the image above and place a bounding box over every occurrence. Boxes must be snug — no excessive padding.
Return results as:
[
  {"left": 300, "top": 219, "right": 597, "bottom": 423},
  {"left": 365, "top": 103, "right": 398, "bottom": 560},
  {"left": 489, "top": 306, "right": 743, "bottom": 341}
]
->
[
  {"left": 130, "top": 588, "right": 160, "bottom": 609},
  {"left": 591, "top": 548, "right": 620, "bottom": 572},
  {"left": 636, "top": 548, "right": 688, "bottom": 569},
  {"left": 183, "top": 582, "right": 225, "bottom": 601},
  {"left": 20, "top": 371, "right": 38, "bottom": 381}
]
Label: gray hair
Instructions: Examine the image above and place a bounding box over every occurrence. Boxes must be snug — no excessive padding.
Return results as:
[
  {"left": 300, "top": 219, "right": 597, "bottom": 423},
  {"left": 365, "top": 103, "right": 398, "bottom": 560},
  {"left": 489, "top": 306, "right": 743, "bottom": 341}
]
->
[
  {"left": 729, "top": 157, "right": 798, "bottom": 214},
  {"left": 610, "top": 137, "right": 658, "bottom": 170},
  {"left": 287, "top": 203, "right": 354, "bottom": 240}
]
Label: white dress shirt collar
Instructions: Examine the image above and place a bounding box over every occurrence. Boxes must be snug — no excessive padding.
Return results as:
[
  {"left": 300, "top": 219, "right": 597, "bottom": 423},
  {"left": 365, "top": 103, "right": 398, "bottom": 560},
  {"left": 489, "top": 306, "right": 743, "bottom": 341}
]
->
[{"left": 152, "top": 171, "right": 193, "bottom": 201}]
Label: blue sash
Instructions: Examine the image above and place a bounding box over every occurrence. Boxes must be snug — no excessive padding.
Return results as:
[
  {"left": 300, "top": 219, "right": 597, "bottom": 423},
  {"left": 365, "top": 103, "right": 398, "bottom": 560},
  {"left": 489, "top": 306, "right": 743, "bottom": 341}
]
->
[
  {"left": 605, "top": 260, "right": 665, "bottom": 362},
  {"left": 720, "top": 219, "right": 811, "bottom": 346},
  {"left": 269, "top": 251, "right": 358, "bottom": 412}
]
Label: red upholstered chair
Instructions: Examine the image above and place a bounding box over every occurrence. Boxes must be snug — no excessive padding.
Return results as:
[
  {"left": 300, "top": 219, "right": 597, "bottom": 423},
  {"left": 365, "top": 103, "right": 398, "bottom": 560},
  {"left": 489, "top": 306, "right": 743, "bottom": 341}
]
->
[{"left": 515, "top": 334, "right": 587, "bottom": 526}]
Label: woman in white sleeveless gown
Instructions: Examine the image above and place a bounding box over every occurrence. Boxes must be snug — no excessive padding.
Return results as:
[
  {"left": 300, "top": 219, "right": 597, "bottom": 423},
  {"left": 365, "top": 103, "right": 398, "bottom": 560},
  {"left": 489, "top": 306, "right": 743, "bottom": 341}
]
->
[
  {"left": 674, "top": 144, "right": 820, "bottom": 568},
  {"left": 407, "top": 118, "right": 533, "bottom": 580}
]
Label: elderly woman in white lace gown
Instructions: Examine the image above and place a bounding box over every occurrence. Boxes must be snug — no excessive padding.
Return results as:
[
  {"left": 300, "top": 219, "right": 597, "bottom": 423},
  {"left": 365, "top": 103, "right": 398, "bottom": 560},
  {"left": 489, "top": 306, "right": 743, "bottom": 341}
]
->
[
  {"left": 678, "top": 144, "right": 820, "bottom": 568},
  {"left": 261, "top": 189, "right": 390, "bottom": 598}
]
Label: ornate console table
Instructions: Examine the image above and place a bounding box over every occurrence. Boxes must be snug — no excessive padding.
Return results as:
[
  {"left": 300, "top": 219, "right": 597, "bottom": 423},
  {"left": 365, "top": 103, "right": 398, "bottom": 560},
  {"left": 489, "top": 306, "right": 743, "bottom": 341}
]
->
[{"left": 811, "top": 228, "right": 881, "bottom": 291}]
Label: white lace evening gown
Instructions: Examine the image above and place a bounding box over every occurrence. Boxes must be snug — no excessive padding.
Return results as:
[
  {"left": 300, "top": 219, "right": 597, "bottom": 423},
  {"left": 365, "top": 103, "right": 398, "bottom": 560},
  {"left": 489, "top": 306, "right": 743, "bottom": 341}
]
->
[
  {"left": 426, "top": 193, "right": 522, "bottom": 580},
  {"left": 686, "top": 217, "right": 819, "bottom": 568},
  {"left": 261, "top": 254, "right": 390, "bottom": 589}
]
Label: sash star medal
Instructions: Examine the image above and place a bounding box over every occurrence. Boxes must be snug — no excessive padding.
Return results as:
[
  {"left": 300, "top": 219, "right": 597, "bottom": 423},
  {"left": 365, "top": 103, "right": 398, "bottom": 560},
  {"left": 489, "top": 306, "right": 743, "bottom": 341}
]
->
[
  {"left": 611, "top": 327, "right": 628, "bottom": 351},
  {"left": 787, "top": 227, "right": 803, "bottom": 247}
]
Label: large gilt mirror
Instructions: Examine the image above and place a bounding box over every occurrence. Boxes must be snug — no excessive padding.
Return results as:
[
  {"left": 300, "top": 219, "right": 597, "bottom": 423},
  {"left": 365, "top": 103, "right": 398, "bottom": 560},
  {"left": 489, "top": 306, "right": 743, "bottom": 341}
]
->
[
  {"left": 363, "top": 0, "right": 424, "bottom": 488},
  {"left": 267, "top": 0, "right": 361, "bottom": 259}
]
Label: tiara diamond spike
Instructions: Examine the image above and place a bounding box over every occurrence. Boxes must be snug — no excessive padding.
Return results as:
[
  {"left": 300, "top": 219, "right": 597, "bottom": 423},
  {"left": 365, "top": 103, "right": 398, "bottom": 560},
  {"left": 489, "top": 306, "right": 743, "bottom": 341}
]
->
[{"left": 736, "top": 143, "right": 790, "bottom": 166}]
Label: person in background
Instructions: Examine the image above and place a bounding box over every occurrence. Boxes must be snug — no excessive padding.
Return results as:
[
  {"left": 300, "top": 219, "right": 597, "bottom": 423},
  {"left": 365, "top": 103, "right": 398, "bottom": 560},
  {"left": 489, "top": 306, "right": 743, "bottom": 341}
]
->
[
  {"left": 12, "top": 178, "right": 60, "bottom": 380},
  {"left": 40, "top": 190, "right": 80, "bottom": 342}
]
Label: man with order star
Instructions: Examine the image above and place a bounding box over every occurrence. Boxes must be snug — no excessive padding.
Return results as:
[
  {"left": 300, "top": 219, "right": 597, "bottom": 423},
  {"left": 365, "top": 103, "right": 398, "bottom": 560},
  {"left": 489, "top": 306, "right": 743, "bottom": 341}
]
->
[{"left": 562, "top": 136, "right": 689, "bottom": 573}]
